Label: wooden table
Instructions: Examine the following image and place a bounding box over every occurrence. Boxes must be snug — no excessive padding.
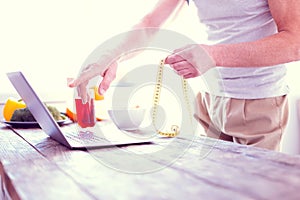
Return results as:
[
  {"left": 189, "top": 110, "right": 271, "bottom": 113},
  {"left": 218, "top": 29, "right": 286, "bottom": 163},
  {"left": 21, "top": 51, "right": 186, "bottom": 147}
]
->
[{"left": 1, "top": 122, "right": 300, "bottom": 200}]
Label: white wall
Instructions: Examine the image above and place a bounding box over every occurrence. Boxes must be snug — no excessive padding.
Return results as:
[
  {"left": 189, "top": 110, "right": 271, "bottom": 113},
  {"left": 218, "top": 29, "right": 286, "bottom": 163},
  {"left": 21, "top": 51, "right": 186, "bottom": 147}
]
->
[
  {"left": 281, "top": 62, "right": 300, "bottom": 154},
  {"left": 0, "top": 0, "right": 202, "bottom": 99}
]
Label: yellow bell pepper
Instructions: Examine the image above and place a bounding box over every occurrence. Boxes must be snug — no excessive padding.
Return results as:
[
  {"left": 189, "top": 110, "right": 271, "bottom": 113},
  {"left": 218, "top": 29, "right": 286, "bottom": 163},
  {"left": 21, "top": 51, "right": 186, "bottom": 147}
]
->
[{"left": 3, "top": 98, "right": 26, "bottom": 121}]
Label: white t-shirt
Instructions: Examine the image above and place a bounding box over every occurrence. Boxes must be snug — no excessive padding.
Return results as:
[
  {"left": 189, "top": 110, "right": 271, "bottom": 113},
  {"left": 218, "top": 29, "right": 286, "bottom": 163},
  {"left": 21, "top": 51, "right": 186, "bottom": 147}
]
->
[{"left": 192, "top": 0, "right": 289, "bottom": 99}]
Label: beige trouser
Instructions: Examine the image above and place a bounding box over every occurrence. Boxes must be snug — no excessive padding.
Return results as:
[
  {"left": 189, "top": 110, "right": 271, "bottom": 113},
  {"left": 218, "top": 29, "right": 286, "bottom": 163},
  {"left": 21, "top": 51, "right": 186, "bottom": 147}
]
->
[{"left": 194, "top": 92, "right": 289, "bottom": 151}]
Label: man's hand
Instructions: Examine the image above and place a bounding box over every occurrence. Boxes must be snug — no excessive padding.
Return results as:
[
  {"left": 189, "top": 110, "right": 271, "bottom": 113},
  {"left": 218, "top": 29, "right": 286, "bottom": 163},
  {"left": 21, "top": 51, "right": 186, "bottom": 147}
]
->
[
  {"left": 165, "top": 44, "right": 216, "bottom": 79},
  {"left": 68, "top": 61, "right": 118, "bottom": 103}
]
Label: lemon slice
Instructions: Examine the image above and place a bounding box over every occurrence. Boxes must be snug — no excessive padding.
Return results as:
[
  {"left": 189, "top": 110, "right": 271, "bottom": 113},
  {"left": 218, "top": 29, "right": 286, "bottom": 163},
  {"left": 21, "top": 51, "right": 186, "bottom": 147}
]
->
[{"left": 93, "top": 86, "right": 104, "bottom": 100}]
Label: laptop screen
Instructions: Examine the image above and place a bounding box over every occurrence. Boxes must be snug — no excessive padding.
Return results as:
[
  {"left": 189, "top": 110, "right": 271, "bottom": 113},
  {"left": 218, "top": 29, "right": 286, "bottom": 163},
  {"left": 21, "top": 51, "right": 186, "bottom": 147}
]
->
[{"left": 7, "top": 71, "right": 70, "bottom": 147}]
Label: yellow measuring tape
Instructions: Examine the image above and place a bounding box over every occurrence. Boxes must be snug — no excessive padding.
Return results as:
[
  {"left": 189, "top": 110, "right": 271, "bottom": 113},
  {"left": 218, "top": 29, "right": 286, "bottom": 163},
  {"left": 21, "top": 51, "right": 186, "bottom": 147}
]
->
[{"left": 152, "top": 59, "right": 192, "bottom": 137}]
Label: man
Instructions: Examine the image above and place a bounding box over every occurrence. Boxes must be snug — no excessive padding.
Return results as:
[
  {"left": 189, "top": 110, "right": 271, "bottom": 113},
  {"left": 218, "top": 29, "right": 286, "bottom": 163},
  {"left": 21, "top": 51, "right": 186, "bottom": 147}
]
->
[{"left": 69, "top": 0, "right": 300, "bottom": 151}]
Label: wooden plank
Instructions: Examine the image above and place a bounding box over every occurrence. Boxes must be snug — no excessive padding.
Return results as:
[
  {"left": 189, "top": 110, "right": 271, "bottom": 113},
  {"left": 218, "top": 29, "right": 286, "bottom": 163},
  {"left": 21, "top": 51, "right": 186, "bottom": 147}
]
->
[
  {"left": 182, "top": 137, "right": 300, "bottom": 199},
  {"left": 12, "top": 125, "right": 300, "bottom": 200},
  {"left": 124, "top": 136, "right": 300, "bottom": 199},
  {"left": 0, "top": 126, "right": 97, "bottom": 200},
  {"left": 12, "top": 127, "right": 252, "bottom": 199},
  {"left": 0, "top": 126, "right": 42, "bottom": 165}
]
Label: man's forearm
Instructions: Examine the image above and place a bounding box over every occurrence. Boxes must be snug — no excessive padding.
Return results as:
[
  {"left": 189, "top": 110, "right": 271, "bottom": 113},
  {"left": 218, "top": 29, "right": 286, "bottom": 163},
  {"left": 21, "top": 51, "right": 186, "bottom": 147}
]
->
[
  {"left": 102, "top": 0, "right": 186, "bottom": 63},
  {"left": 205, "top": 32, "right": 300, "bottom": 67}
]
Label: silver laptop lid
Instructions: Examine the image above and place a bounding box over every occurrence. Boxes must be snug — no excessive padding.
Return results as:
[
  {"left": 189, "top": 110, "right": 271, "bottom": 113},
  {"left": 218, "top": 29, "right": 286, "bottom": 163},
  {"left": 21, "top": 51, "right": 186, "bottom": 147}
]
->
[{"left": 7, "top": 71, "right": 71, "bottom": 148}]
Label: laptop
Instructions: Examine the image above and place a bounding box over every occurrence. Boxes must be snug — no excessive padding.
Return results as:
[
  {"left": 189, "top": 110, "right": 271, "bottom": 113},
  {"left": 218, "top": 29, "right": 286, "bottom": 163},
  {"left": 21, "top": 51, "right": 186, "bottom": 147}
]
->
[{"left": 6, "top": 71, "right": 152, "bottom": 149}]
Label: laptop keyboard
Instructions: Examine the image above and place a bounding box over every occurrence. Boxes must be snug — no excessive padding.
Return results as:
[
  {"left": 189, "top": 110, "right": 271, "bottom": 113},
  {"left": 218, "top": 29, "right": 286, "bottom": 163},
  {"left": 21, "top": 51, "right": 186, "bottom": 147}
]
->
[{"left": 62, "top": 125, "right": 110, "bottom": 145}]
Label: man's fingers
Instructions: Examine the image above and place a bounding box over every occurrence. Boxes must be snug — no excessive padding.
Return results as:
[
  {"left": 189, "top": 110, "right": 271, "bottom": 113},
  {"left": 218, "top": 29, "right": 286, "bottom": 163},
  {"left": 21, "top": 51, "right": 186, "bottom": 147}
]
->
[
  {"left": 170, "top": 60, "right": 191, "bottom": 70},
  {"left": 165, "top": 53, "right": 185, "bottom": 64},
  {"left": 183, "top": 73, "right": 194, "bottom": 79},
  {"left": 167, "top": 59, "right": 200, "bottom": 79},
  {"left": 176, "top": 68, "right": 190, "bottom": 76},
  {"left": 98, "top": 63, "right": 117, "bottom": 95},
  {"left": 68, "top": 64, "right": 100, "bottom": 88},
  {"left": 76, "top": 80, "right": 89, "bottom": 103},
  {"left": 165, "top": 44, "right": 194, "bottom": 64}
]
